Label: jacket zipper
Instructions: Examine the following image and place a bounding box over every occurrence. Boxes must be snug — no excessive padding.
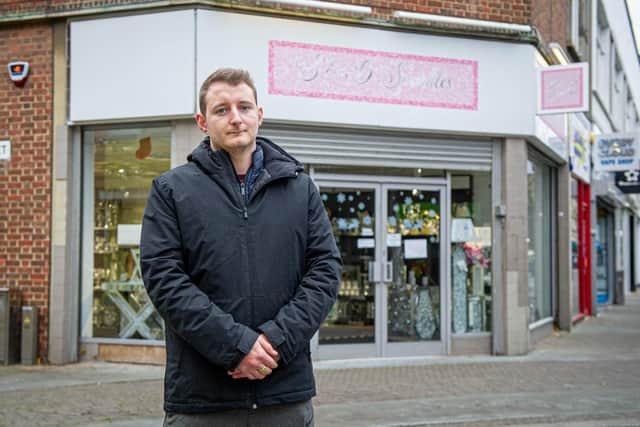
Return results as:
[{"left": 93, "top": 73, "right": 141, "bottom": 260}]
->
[
  {"left": 240, "top": 171, "right": 299, "bottom": 410},
  {"left": 239, "top": 179, "right": 256, "bottom": 407},
  {"left": 240, "top": 182, "right": 248, "bottom": 219}
]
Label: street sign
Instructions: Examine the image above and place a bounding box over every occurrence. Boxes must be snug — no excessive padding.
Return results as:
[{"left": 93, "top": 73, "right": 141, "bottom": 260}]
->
[{"left": 0, "top": 140, "right": 10, "bottom": 161}]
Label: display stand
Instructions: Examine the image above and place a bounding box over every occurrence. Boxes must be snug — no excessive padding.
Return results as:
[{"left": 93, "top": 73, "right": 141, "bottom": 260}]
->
[{"left": 101, "top": 248, "right": 163, "bottom": 339}]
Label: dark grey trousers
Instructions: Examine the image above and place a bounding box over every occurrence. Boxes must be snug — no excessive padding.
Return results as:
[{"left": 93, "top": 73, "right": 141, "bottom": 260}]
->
[{"left": 163, "top": 400, "right": 314, "bottom": 427}]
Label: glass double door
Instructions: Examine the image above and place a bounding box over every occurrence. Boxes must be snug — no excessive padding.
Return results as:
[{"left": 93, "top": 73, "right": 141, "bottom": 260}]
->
[{"left": 317, "top": 179, "right": 448, "bottom": 358}]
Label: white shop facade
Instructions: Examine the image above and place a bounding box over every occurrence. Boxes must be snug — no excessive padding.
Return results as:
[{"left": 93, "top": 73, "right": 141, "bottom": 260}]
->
[{"left": 60, "top": 7, "right": 564, "bottom": 363}]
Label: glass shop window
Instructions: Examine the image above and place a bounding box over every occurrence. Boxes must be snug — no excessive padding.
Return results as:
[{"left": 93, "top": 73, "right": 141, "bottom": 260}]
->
[
  {"left": 450, "top": 173, "right": 493, "bottom": 333},
  {"left": 527, "top": 158, "right": 554, "bottom": 323},
  {"left": 85, "top": 127, "right": 171, "bottom": 340}
]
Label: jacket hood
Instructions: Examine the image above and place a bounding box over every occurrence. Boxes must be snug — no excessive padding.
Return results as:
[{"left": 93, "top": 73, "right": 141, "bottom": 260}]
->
[{"left": 187, "top": 135, "right": 303, "bottom": 179}]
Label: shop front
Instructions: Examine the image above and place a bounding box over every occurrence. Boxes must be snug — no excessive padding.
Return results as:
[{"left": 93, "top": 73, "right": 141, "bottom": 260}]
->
[
  {"left": 65, "top": 7, "right": 540, "bottom": 361},
  {"left": 568, "top": 113, "right": 593, "bottom": 321},
  {"left": 253, "top": 126, "right": 497, "bottom": 358},
  {"left": 591, "top": 131, "right": 639, "bottom": 307},
  {"left": 78, "top": 122, "right": 497, "bottom": 360},
  {"left": 81, "top": 126, "right": 172, "bottom": 343},
  {"left": 595, "top": 200, "right": 615, "bottom": 305}
]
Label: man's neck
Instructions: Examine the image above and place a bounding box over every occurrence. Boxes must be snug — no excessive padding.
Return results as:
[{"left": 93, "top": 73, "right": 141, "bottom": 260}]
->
[{"left": 211, "top": 141, "right": 255, "bottom": 175}]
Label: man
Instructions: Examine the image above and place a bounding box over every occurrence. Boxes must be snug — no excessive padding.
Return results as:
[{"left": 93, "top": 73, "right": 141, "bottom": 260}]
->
[{"left": 140, "top": 68, "right": 341, "bottom": 426}]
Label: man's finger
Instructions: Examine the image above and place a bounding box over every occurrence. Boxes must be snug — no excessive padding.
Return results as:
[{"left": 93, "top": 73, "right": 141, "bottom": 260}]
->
[
  {"left": 260, "top": 355, "right": 278, "bottom": 369},
  {"left": 258, "top": 335, "right": 280, "bottom": 358}
]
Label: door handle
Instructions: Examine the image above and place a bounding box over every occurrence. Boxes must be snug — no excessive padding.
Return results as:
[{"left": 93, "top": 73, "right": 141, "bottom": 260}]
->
[
  {"left": 368, "top": 260, "right": 381, "bottom": 282},
  {"left": 384, "top": 261, "right": 393, "bottom": 282}
]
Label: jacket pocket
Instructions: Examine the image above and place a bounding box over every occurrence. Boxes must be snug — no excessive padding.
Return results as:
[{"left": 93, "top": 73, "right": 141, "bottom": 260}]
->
[{"left": 181, "top": 347, "right": 247, "bottom": 403}]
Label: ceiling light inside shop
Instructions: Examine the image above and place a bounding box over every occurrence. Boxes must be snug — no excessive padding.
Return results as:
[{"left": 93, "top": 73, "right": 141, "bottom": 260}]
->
[
  {"left": 412, "top": 189, "right": 419, "bottom": 196},
  {"left": 118, "top": 168, "right": 125, "bottom": 174}
]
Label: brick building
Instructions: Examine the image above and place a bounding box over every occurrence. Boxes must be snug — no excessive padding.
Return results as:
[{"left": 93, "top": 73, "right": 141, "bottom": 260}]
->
[
  {"left": 1, "top": 0, "right": 638, "bottom": 365},
  {"left": 1, "top": 21, "right": 53, "bottom": 361}
]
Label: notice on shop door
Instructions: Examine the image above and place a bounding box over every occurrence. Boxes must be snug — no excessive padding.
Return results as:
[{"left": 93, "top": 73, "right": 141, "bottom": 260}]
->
[{"left": 404, "top": 239, "right": 428, "bottom": 259}]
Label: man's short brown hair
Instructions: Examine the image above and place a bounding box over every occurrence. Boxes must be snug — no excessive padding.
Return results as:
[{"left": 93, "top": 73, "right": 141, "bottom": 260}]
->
[{"left": 198, "top": 68, "right": 258, "bottom": 115}]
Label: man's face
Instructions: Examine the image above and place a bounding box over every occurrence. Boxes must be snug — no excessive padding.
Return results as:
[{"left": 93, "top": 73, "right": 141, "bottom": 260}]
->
[{"left": 195, "top": 81, "right": 263, "bottom": 154}]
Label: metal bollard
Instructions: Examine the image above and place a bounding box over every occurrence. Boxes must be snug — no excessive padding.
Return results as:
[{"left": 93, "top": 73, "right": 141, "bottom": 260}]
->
[{"left": 21, "top": 306, "right": 38, "bottom": 365}]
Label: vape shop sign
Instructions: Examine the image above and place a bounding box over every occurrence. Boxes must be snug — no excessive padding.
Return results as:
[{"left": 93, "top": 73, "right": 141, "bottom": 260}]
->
[{"left": 593, "top": 133, "right": 640, "bottom": 172}]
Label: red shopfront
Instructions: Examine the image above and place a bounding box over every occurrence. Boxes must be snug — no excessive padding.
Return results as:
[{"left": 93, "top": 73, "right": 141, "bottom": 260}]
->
[
  {"left": 575, "top": 180, "right": 592, "bottom": 320},
  {"left": 569, "top": 113, "right": 593, "bottom": 322}
]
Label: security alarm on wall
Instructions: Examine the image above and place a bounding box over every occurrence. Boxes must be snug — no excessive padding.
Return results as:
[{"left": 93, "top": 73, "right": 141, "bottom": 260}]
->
[{"left": 7, "top": 61, "right": 30, "bottom": 87}]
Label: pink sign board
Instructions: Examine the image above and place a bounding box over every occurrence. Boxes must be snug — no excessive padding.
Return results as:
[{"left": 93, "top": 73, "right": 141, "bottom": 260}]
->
[
  {"left": 537, "top": 63, "right": 589, "bottom": 114},
  {"left": 268, "top": 40, "right": 478, "bottom": 110}
]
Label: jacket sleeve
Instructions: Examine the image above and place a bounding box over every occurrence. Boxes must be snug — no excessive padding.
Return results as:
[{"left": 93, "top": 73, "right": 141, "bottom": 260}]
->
[
  {"left": 257, "top": 178, "right": 342, "bottom": 364},
  {"left": 141, "top": 177, "right": 258, "bottom": 370}
]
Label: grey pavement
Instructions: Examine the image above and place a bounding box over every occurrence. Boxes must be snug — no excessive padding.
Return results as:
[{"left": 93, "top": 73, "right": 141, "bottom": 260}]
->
[{"left": 1, "top": 292, "right": 639, "bottom": 427}]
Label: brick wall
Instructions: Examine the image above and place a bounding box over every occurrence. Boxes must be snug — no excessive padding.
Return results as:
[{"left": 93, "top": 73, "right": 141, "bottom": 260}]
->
[
  {"left": 0, "top": 22, "right": 53, "bottom": 362},
  {"left": 531, "top": 0, "right": 569, "bottom": 46},
  {"left": 1, "top": 0, "right": 531, "bottom": 25}
]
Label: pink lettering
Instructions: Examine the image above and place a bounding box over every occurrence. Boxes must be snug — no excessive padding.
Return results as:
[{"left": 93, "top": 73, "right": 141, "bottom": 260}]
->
[{"left": 268, "top": 40, "right": 478, "bottom": 110}]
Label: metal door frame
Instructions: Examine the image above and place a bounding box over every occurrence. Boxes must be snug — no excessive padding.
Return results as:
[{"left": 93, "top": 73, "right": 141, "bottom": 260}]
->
[
  {"left": 381, "top": 183, "right": 449, "bottom": 357},
  {"left": 312, "top": 179, "right": 381, "bottom": 360},
  {"left": 313, "top": 173, "right": 450, "bottom": 358}
]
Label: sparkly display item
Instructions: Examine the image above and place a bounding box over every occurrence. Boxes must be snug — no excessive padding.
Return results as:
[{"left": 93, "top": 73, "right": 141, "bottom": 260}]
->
[
  {"left": 452, "top": 245, "right": 468, "bottom": 333},
  {"left": 415, "top": 288, "right": 436, "bottom": 339}
]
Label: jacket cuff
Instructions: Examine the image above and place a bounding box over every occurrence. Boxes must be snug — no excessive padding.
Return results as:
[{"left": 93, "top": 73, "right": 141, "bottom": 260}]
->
[
  {"left": 257, "top": 320, "right": 290, "bottom": 363},
  {"left": 228, "top": 327, "right": 259, "bottom": 370}
]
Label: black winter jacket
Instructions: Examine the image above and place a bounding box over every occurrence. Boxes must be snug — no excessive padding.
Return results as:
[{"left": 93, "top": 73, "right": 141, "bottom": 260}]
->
[{"left": 140, "top": 137, "right": 341, "bottom": 413}]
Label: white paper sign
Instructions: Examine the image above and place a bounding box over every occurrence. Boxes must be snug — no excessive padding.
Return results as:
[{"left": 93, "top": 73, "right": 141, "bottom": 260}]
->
[
  {"left": 386, "top": 233, "right": 402, "bottom": 247},
  {"left": 451, "top": 218, "right": 476, "bottom": 242},
  {"left": 404, "top": 239, "right": 428, "bottom": 259},
  {"left": 117, "top": 224, "right": 142, "bottom": 246},
  {"left": 361, "top": 227, "right": 374, "bottom": 237},
  {"left": 0, "top": 140, "right": 10, "bottom": 161},
  {"left": 357, "top": 238, "right": 375, "bottom": 249}
]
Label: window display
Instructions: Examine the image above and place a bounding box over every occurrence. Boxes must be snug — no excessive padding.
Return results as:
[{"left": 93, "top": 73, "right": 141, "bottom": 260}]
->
[
  {"left": 85, "top": 127, "right": 171, "bottom": 340},
  {"left": 450, "top": 173, "right": 492, "bottom": 333},
  {"left": 386, "top": 188, "right": 441, "bottom": 342},
  {"left": 319, "top": 187, "right": 376, "bottom": 344}
]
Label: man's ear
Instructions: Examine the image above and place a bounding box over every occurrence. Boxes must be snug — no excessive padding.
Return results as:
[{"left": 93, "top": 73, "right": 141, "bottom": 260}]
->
[
  {"left": 195, "top": 113, "right": 208, "bottom": 134},
  {"left": 257, "top": 107, "right": 264, "bottom": 128}
]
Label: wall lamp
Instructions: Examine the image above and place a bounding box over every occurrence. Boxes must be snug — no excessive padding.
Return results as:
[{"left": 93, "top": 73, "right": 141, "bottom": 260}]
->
[
  {"left": 549, "top": 42, "right": 571, "bottom": 65},
  {"left": 259, "top": 0, "right": 372, "bottom": 14},
  {"left": 393, "top": 10, "right": 532, "bottom": 33}
]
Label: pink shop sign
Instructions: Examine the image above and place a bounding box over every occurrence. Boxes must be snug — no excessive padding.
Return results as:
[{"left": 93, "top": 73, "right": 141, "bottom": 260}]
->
[
  {"left": 268, "top": 40, "right": 479, "bottom": 110},
  {"left": 537, "top": 63, "right": 589, "bottom": 114}
]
